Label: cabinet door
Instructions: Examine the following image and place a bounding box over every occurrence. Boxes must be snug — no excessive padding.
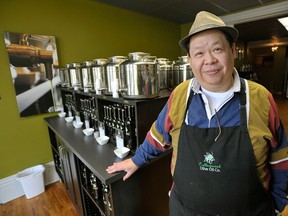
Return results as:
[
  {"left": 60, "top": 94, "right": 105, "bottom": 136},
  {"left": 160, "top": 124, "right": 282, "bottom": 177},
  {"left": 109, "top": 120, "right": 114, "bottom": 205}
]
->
[
  {"left": 58, "top": 140, "right": 83, "bottom": 215},
  {"left": 68, "top": 149, "right": 83, "bottom": 215},
  {"left": 111, "top": 151, "right": 172, "bottom": 216}
]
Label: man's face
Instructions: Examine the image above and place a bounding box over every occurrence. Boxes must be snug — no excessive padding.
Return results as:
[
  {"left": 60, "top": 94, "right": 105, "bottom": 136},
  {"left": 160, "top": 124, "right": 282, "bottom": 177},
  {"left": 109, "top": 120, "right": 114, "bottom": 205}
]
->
[{"left": 188, "top": 29, "right": 237, "bottom": 92}]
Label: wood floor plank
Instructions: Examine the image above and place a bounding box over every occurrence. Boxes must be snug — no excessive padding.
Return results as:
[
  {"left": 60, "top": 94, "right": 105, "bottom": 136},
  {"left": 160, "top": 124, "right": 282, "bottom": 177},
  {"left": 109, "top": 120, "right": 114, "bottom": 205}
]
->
[{"left": 0, "top": 181, "right": 79, "bottom": 216}]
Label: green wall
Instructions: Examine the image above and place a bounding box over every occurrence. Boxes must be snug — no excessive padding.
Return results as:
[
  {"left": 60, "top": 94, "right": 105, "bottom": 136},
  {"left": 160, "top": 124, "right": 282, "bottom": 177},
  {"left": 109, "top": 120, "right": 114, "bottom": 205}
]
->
[
  {"left": 180, "top": 22, "right": 191, "bottom": 56},
  {"left": 0, "top": 0, "right": 181, "bottom": 178}
]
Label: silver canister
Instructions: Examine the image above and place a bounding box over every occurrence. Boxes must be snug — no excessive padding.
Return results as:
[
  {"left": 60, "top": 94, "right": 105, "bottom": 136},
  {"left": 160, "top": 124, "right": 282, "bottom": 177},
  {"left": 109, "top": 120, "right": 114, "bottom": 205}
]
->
[
  {"left": 157, "top": 58, "right": 172, "bottom": 90},
  {"left": 119, "top": 52, "right": 159, "bottom": 99},
  {"left": 81, "top": 61, "right": 93, "bottom": 93},
  {"left": 58, "top": 67, "right": 71, "bottom": 88},
  {"left": 67, "top": 63, "right": 82, "bottom": 91},
  {"left": 168, "top": 60, "right": 179, "bottom": 90},
  {"left": 172, "top": 56, "right": 193, "bottom": 89},
  {"left": 91, "top": 58, "right": 108, "bottom": 95},
  {"left": 105, "top": 56, "right": 127, "bottom": 95}
]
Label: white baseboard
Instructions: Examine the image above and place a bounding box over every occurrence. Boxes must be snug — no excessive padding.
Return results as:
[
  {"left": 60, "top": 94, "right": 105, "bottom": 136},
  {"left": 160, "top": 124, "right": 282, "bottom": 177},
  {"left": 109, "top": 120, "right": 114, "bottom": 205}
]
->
[
  {"left": 0, "top": 161, "right": 60, "bottom": 204},
  {"left": 43, "top": 161, "right": 61, "bottom": 185}
]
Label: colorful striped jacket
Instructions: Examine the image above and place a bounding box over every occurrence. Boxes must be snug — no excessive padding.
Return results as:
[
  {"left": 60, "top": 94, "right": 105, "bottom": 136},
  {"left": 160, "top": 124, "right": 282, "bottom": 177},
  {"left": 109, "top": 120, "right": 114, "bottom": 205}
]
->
[{"left": 132, "top": 70, "right": 288, "bottom": 212}]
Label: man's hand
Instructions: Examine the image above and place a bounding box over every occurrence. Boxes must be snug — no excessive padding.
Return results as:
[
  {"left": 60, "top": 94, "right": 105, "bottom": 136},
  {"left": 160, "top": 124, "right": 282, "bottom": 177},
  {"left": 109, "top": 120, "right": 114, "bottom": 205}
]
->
[{"left": 106, "top": 158, "right": 139, "bottom": 181}]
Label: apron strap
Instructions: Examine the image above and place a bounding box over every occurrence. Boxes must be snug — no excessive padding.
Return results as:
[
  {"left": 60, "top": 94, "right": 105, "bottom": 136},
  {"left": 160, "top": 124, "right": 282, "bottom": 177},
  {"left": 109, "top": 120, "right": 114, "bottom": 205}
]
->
[
  {"left": 185, "top": 90, "right": 194, "bottom": 114},
  {"left": 239, "top": 78, "right": 248, "bottom": 128}
]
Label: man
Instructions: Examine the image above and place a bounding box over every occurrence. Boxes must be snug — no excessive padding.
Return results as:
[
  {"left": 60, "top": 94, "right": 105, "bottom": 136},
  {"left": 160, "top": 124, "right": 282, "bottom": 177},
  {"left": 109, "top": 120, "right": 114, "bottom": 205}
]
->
[{"left": 107, "top": 11, "right": 288, "bottom": 215}]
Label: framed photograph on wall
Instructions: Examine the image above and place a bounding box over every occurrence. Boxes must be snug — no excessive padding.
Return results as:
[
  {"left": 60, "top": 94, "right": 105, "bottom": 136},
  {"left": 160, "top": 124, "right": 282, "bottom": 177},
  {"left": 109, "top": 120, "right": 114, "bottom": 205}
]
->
[{"left": 4, "top": 32, "right": 62, "bottom": 117}]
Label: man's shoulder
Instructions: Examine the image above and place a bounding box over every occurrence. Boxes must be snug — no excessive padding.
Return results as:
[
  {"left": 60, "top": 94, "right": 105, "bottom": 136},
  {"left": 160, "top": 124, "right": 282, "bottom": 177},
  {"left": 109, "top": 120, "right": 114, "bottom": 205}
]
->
[
  {"left": 168, "top": 80, "right": 191, "bottom": 122},
  {"left": 246, "top": 80, "right": 270, "bottom": 99},
  {"left": 173, "top": 80, "right": 191, "bottom": 94},
  {"left": 246, "top": 80, "right": 271, "bottom": 116}
]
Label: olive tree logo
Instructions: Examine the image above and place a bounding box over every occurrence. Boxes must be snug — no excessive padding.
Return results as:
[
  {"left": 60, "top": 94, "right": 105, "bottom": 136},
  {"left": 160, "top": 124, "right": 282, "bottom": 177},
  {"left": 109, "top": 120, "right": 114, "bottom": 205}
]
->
[
  {"left": 198, "top": 151, "right": 221, "bottom": 173},
  {"left": 204, "top": 152, "right": 215, "bottom": 164}
]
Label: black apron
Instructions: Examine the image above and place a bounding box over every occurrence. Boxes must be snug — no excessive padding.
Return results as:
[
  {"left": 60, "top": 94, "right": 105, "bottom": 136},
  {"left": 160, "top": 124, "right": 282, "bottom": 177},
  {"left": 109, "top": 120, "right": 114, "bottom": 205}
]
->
[{"left": 169, "top": 81, "right": 275, "bottom": 216}]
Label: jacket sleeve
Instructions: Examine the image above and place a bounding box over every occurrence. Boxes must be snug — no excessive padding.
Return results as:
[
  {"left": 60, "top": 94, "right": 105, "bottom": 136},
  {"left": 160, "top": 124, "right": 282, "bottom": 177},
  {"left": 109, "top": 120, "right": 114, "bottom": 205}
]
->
[
  {"left": 268, "top": 93, "right": 288, "bottom": 212},
  {"left": 131, "top": 92, "right": 175, "bottom": 167}
]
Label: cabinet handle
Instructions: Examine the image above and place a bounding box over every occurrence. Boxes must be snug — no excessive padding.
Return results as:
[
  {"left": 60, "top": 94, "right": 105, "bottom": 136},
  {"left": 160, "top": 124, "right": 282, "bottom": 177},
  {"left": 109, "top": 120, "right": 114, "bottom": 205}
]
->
[
  {"left": 58, "top": 145, "right": 70, "bottom": 186},
  {"left": 59, "top": 146, "right": 64, "bottom": 160},
  {"left": 60, "top": 146, "right": 69, "bottom": 160}
]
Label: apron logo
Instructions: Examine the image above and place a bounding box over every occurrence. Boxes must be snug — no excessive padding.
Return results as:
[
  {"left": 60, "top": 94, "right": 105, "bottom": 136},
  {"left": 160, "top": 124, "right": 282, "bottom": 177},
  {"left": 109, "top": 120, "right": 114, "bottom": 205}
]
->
[
  {"left": 204, "top": 152, "right": 215, "bottom": 164},
  {"left": 198, "top": 152, "right": 221, "bottom": 173}
]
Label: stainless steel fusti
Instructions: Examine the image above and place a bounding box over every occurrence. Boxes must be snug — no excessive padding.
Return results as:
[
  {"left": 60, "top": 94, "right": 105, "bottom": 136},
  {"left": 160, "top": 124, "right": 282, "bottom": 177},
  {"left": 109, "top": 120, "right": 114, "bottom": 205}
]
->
[
  {"left": 67, "top": 63, "right": 82, "bottom": 90},
  {"left": 171, "top": 56, "right": 193, "bottom": 89},
  {"left": 81, "top": 61, "right": 93, "bottom": 93},
  {"left": 105, "top": 56, "right": 127, "bottom": 95},
  {"left": 119, "top": 52, "right": 159, "bottom": 99},
  {"left": 157, "top": 58, "right": 172, "bottom": 90},
  {"left": 91, "top": 58, "right": 108, "bottom": 94}
]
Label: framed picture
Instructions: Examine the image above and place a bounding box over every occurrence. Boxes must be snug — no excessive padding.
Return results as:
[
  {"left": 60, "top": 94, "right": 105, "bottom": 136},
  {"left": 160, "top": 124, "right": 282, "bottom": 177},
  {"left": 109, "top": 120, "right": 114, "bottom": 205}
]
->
[{"left": 4, "top": 32, "right": 61, "bottom": 117}]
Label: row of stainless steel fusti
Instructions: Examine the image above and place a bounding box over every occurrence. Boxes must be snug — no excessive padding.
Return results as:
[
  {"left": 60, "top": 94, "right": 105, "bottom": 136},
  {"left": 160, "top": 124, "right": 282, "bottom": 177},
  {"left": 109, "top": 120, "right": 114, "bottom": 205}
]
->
[{"left": 58, "top": 52, "right": 193, "bottom": 100}]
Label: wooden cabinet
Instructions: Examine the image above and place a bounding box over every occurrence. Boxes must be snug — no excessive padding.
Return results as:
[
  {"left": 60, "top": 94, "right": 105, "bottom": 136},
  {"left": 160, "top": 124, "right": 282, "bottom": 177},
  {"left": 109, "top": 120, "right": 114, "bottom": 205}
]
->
[
  {"left": 58, "top": 139, "right": 83, "bottom": 214},
  {"left": 48, "top": 129, "right": 83, "bottom": 215},
  {"left": 45, "top": 89, "right": 172, "bottom": 216},
  {"left": 75, "top": 151, "right": 172, "bottom": 216}
]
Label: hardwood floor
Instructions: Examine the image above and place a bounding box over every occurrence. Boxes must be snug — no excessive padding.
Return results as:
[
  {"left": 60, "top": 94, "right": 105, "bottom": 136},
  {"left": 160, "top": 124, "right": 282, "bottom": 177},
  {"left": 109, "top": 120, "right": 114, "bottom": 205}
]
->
[
  {"left": 0, "top": 98, "right": 287, "bottom": 216},
  {"left": 0, "top": 181, "right": 79, "bottom": 216}
]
